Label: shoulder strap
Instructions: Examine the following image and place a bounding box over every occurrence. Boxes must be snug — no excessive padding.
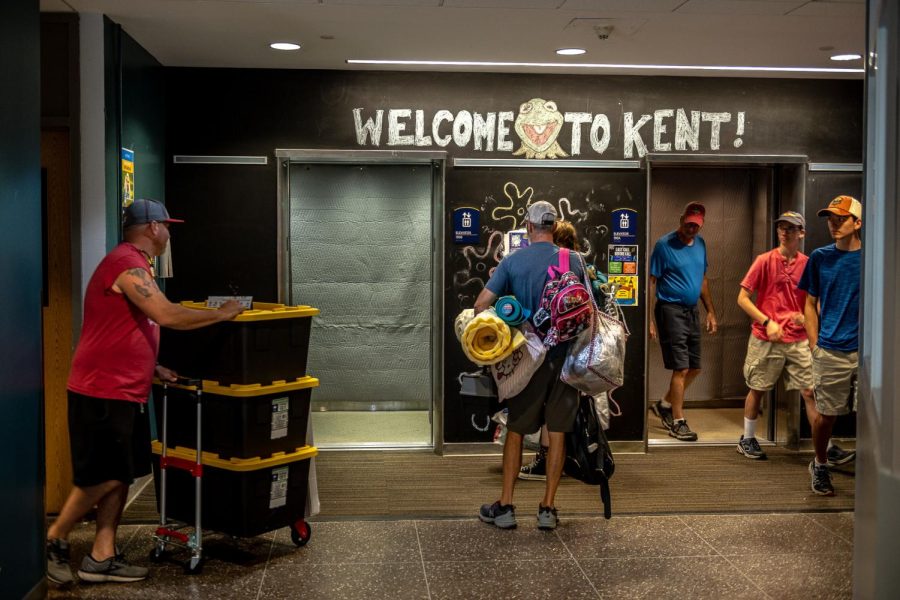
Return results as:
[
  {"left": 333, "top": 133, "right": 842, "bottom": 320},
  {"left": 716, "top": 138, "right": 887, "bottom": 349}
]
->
[{"left": 558, "top": 247, "right": 570, "bottom": 272}]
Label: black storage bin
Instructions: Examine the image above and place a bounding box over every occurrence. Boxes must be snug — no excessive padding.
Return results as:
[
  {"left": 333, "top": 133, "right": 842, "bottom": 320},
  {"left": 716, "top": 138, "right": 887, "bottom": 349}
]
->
[
  {"left": 153, "top": 377, "right": 317, "bottom": 459},
  {"left": 158, "top": 302, "right": 319, "bottom": 386},
  {"left": 151, "top": 442, "right": 316, "bottom": 538}
]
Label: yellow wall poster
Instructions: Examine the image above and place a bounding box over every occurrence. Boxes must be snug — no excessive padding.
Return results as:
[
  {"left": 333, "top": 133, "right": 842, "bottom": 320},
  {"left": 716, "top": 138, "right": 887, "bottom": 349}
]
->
[
  {"left": 608, "top": 275, "right": 638, "bottom": 306},
  {"left": 121, "top": 147, "right": 134, "bottom": 207}
]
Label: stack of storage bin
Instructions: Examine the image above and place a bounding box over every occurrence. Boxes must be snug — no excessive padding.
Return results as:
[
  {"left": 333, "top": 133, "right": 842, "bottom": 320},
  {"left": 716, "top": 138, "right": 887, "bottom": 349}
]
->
[{"left": 151, "top": 302, "right": 320, "bottom": 540}]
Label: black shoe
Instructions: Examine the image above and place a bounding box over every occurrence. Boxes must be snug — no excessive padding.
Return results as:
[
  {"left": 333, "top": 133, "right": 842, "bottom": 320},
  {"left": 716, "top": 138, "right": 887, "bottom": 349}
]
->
[
  {"left": 826, "top": 444, "right": 856, "bottom": 467},
  {"left": 651, "top": 400, "right": 675, "bottom": 431},
  {"left": 809, "top": 460, "right": 835, "bottom": 496},
  {"left": 519, "top": 449, "right": 547, "bottom": 481},
  {"left": 46, "top": 538, "right": 74, "bottom": 586},
  {"left": 478, "top": 501, "right": 517, "bottom": 529},
  {"left": 669, "top": 420, "right": 698, "bottom": 441},
  {"left": 737, "top": 436, "right": 767, "bottom": 459}
]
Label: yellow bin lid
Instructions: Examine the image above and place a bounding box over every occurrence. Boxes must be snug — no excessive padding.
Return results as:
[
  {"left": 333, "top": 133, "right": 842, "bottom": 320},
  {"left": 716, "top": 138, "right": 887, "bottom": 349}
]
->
[
  {"left": 155, "top": 376, "right": 319, "bottom": 397},
  {"left": 179, "top": 301, "right": 319, "bottom": 322},
  {"left": 151, "top": 441, "right": 318, "bottom": 471}
]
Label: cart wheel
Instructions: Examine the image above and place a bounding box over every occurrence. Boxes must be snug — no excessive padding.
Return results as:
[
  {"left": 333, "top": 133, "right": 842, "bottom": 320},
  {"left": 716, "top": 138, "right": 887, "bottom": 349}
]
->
[
  {"left": 290, "top": 520, "right": 312, "bottom": 547},
  {"left": 148, "top": 545, "right": 167, "bottom": 563},
  {"left": 183, "top": 556, "right": 204, "bottom": 575}
]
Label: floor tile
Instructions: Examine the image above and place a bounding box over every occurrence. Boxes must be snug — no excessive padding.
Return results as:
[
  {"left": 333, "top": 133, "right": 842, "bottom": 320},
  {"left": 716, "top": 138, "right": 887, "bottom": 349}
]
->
[
  {"left": 415, "top": 518, "right": 570, "bottom": 562},
  {"left": 730, "top": 552, "right": 853, "bottom": 600},
  {"left": 805, "top": 511, "right": 854, "bottom": 544},
  {"left": 267, "top": 520, "right": 422, "bottom": 565},
  {"left": 680, "top": 513, "right": 852, "bottom": 555},
  {"left": 425, "top": 559, "right": 599, "bottom": 600},
  {"left": 579, "top": 556, "right": 763, "bottom": 600},
  {"left": 555, "top": 516, "right": 717, "bottom": 559},
  {"left": 260, "top": 562, "right": 429, "bottom": 600}
]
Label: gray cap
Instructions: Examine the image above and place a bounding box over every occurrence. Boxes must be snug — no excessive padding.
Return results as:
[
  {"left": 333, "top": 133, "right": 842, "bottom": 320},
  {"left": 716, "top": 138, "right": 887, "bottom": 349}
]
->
[
  {"left": 774, "top": 211, "right": 805, "bottom": 228},
  {"left": 526, "top": 201, "right": 558, "bottom": 225},
  {"left": 123, "top": 198, "right": 184, "bottom": 228}
]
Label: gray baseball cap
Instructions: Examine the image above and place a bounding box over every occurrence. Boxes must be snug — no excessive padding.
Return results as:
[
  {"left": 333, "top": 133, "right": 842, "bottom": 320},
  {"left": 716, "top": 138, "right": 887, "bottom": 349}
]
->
[
  {"left": 123, "top": 198, "right": 184, "bottom": 228},
  {"left": 526, "top": 201, "right": 558, "bottom": 225},
  {"left": 774, "top": 211, "right": 805, "bottom": 228}
]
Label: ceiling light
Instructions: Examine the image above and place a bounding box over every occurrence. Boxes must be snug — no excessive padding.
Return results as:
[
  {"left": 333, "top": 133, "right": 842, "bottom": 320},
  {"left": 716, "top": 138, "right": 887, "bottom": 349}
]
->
[
  {"left": 556, "top": 48, "right": 586, "bottom": 56},
  {"left": 830, "top": 53, "right": 862, "bottom": 61},
  {"left": 270, "top": 42, "right": 301, "bottom": 51}
]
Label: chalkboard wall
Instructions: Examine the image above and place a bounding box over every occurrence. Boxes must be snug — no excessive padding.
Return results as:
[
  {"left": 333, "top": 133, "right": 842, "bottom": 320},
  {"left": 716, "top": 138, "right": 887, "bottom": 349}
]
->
[{"left": 164, "top": 68, "right": 863, "bottom": 443}]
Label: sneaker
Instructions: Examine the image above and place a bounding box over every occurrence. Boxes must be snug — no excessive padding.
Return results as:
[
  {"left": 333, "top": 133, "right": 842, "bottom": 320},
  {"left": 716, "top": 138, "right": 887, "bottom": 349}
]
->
[
  {"left": 651, "top": 400, "right": 675, "bottom": 431},
  {"left": 537, "top": 504, "right": 558, "bottom": 530},
  {"left": 478, "top": 501, "right": 517, "bottom": 529},
  {"left": 826, "top": 444, "right": 856, "bottom": 467},
  {"left": 669, "top": 420, "right": 698, "bottom": 441},
  {"left": 77, "top": 554, "right": 149, "bottom": 583},
  {"left": 809, "top": 460, "right": 835, "bottom": 496},
  {"left": 519, "top": 450, "right": 547, "bottom": 481},
  {"left": 46, "top": 538, "right": 74, "bottom": 586},
  {"left": 737, "top": 436, "right": 767, "bottom": 459}
]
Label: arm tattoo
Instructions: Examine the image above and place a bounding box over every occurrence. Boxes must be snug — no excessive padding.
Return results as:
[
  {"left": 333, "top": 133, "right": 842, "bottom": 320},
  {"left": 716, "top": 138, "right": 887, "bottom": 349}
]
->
[{"left": 126, "top": 267, "right": 159, "bottom": 299}]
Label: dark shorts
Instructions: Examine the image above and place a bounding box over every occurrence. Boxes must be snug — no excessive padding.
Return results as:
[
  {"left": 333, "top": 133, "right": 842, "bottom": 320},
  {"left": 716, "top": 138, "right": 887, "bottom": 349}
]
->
[
  {"left": 68, "top": 391, "right": 151, "bottom": 488},
  {"left": 506, "top": 352, "right": 579, "bottom": 434},
  {"left": 654, "top": 301, "right": 702, "bottom": 371}
]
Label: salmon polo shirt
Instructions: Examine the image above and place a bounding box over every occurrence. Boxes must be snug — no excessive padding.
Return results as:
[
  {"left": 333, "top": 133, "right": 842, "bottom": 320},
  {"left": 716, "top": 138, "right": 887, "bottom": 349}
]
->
[{"left": 740, "top": 248, "right": 809, "bottom": 343}]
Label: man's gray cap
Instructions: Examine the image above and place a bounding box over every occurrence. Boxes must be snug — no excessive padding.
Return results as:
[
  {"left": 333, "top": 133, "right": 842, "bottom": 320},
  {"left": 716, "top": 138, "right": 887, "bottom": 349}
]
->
[{"left": 526, "top": 201, "right": 558, "bottom": 225}]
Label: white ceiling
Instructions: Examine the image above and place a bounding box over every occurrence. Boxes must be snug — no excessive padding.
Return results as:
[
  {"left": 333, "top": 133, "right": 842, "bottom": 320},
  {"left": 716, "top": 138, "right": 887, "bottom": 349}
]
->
[{"left": 40, "top": 0, "right": 866, "bottom": 78}]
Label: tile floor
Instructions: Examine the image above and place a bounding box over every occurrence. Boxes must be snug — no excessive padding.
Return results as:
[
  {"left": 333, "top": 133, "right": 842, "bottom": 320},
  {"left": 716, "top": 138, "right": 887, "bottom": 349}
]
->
[{"left": 49, "top": 511, "right": 853, "bottom": 599}]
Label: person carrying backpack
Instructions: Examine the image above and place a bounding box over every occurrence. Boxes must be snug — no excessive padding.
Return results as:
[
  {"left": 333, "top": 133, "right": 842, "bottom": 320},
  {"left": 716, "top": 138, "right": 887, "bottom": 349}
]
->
[{"left": 474, "top": 201, "right": 585, "bottom": 531}]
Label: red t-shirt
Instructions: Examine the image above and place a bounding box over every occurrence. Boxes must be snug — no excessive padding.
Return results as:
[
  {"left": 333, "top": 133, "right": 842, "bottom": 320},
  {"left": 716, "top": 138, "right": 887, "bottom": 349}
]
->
[
  {"left": 740, "top": 248, "right": 809, "bottom": 343},
  {"left": 67, "top": 243, "right": 160, "bottom": 403}
]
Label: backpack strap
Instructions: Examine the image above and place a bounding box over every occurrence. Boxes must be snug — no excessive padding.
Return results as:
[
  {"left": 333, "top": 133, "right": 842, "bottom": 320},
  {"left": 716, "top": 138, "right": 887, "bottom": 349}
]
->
[{"left": 548, "top": 247, "right": 570, "bottom": 279}]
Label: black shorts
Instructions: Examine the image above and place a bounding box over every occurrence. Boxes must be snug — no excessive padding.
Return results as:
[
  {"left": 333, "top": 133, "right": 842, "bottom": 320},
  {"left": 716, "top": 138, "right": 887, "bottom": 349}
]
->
[
  {"left": 654, "top": 301, "right": 702, "bottom": 371},
  {"left": 68, "top": 391, "right": 152, "bottom": 488},
  {"left": 506, "top": 352, "right": 579, "bottom": 434}
]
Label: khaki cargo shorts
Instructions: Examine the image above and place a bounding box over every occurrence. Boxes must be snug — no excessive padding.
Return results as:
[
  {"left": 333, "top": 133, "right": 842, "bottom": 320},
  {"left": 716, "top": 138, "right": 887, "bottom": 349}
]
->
[
  {"left": 743, "top": 335, "right": 813, "bottom": 392},
  {"left": 812, "top": 346, "right": 859, "bottom": 416}
]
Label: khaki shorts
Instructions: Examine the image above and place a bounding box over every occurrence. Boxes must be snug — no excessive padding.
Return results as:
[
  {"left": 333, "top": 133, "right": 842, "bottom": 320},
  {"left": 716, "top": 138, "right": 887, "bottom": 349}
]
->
[
  {"left": 812, "top": 346, "right": 859, "bottom": 416},
  {"left": 743, "top": 335, "right": 813, "bottom": 392}
]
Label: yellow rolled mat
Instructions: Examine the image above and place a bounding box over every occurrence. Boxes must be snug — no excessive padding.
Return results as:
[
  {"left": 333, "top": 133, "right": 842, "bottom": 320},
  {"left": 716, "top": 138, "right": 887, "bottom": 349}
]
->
[{"left": 459, "top": 308, "right": 526, "bottom": 366}]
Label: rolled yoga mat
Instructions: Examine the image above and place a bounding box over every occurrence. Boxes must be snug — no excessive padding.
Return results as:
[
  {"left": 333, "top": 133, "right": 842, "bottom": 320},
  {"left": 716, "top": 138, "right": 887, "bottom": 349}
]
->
[
  {"left": 494, "top": 296, "right": 530, "bottom": 327},
  {"left": 460, "top": 308, "right": 526, "bottom": 366}
]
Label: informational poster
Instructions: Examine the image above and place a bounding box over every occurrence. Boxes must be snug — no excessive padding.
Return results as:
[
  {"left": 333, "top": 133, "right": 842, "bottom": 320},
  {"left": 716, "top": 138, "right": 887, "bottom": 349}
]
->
[
  {"left": 453, "top": 207, "right": 480, "bottom": 244},
  {"left": 608, "top": 244, "right": 638, "bottom": 275},
  {"left": 504, "top": 228, "right": 529, "bottom": 255},
  {"left": 611, "top": 208, "right": 637, "bottom": 244},
  {"left": 609, "top": 275, "right": 638, "bottom": 306},
  {"left": 121, "top": 148, "right": 135, "bottom": 207}
]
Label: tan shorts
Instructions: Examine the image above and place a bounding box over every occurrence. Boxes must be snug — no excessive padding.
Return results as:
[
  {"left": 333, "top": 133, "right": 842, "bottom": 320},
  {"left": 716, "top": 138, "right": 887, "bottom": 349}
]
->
[
  {"left": 743, "top": 335, "right": 813, "bottom": 392},
  {"left": 812, "top": 346, "right": 858, "bottom": 416}
]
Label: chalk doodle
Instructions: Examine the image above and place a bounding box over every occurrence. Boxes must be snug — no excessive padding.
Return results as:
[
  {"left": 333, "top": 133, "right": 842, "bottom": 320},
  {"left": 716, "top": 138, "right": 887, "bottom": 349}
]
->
[
  {"left": 491, "top": 182, "right": 534, "bottom": 229},
  {"left": 454, "top": 230, "right": 504, "bottom": 301}
]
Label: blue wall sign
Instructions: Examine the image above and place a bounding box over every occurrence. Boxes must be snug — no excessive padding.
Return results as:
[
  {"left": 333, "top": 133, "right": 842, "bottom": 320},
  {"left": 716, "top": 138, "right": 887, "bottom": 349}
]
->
[
  {"left": 453, "top": 207, "right": 480, "bottom": 244},
  {"left": 611, "top": 208, "right": 637, "bottom": 244}
]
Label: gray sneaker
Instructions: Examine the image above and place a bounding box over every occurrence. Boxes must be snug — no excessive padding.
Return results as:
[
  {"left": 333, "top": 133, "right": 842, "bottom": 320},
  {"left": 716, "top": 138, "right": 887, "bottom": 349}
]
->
[
  {"left": 669, "top": 420, "right": 698, "bottom": 441},
  {"left": 537, "top": 505, "right": 558, "bottom": 530},
  {"left": 737, "top": 436, "right": 767, "bottom": 459},
  {"left": 809, "top": 460, "right": 835, "bottom": 496},
  {"left": 479, "top": 501, "right": 517, "bottom": 529},
  {"left": 47, "top": 538, "right": 74, "bottom": 586},
  {"left": 77, "top": 553, "right": 149, "bottom": 583},
  {"left": 650, "top": 400, "right": 675, "bottom": 431},
  {"left": 826, "top": 444, "right": 856, "bottom": 467}
]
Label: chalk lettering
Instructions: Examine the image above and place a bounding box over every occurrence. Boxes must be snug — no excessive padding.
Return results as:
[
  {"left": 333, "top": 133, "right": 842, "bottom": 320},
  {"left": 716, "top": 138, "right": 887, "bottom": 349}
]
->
[
  {"left": 497, "top": 111, "right": 514, "bottom": 152},
  {"left": 453, "top": 110, "right": 473, "bottom": 147},
  {"left": 387, "top": 109, "right": 413, "bottom": 146},
  {"left": 473, "top": 112, "right": 496, "bottom": 151},
  {"left": 675, "top": 109, "right": 700, "bottom": 151},
  {"left": 353, "top": 108, "right": 383, "bottom": 146},
  {"left": 624, "top": 112, "right": 652, "bottom": 159},
  {"left": 653, "top": 109, "right": 674, "bottom": 152},
  {"left": 564, "top": 112, "right": 592, "bottom": 156},
  {"left": 432, "top": 110, "right": 453, "bottom": 147},
  {"left": 702, "top": 112, "right": 731, "bottom": 150},
  {"left": 414, "top": 110, "right": 432, "bottom": 146},
  {"left": 590, "top": 114, "right": 611, "bottom": 155}
]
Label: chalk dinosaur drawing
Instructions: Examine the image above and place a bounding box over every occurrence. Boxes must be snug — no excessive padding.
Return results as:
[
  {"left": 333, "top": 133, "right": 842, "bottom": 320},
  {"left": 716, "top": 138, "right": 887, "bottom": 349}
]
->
[{"left": 512, "top": 99, "right": 568, "bottom": 159}]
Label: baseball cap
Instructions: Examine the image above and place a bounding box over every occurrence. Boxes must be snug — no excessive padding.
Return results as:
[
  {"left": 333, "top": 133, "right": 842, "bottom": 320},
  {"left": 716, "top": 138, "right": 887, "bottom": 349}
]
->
[
  {"left": 123, "top": 198, "right": 185, "bottom": 228},
  {"left": 682, "top": 202, "right": 705, "bottom": 226},
  {"left": 526, "top": 201, "right": 558, "bottom": 225},
  {"left": 817, "top": 195, "right": 862, "bottom": 219},
  {"left": 775, "top": 211, "right": 805, "bottom": 228}
]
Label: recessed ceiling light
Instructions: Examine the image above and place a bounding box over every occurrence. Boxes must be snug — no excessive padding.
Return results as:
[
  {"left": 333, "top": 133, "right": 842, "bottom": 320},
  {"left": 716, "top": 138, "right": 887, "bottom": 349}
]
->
[
  {"left": 556, "top": 48, "right": 586, "bottom": 56},
  {"left": 270, "top": 42, "right": 301, "bottom": 51},
  {"left": 831, "top": 53, "right": 862, "bottom": 61}
]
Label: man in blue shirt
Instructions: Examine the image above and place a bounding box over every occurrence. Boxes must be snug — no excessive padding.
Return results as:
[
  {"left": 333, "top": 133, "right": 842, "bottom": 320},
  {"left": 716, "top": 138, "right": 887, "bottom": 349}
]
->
[
  {"left": 799, "top": 195, "right": 862, "bottom": 496},
  {"left": 649, "top": 202, "right": 718, "bottom": 441},
  {"left": 474, "top": 200, "right": 583, "bottom": 531}
]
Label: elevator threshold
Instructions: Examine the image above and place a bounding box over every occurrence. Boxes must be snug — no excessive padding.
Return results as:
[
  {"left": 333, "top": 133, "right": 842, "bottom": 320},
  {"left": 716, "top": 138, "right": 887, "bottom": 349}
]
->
[{"left": 648, "top": 438, "right": 777, "bottom": 448}]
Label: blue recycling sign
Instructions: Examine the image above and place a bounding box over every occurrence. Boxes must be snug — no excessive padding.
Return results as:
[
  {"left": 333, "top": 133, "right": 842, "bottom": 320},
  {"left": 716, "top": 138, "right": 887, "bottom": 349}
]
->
[
  {"left": 611, "top": 208, "right": 637, "bottom": 244},
  {"left": 453, "top": 207, "right": 480, "bottom": 244}
]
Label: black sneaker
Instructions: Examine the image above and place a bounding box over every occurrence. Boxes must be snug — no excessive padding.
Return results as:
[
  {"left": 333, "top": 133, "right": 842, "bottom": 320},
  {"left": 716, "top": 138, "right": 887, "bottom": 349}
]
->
[
  {"left": 737, "top": 436, "right": 767, "bottom": 459},
  {"left": 809, "top": 460, "right": 835, "bottom": 496},
  {"left": 519, "top": 449, "right": 547, "bottom": 481},
  {"left": 826, "top": 444, "right": 856, "bottom": 467},
  {"left": 46, "top": 538, "right": 74, "bottom": 586},
  {"left": 478, "top": 501, "right": 517, "bottom": 529},
  {"left": 651, "top": 400, "right": 675, "bottom": 431},
  {"left": 669, "top": 420, "right": 698, "bottom": 441},
  {"left": 77, "top": 554, "right": 149, "bottom": 583}
]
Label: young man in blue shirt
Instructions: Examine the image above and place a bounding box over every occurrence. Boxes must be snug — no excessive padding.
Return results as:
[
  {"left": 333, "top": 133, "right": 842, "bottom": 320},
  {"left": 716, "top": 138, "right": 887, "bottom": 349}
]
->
[
  {"left": 799, "top": 195, "right": 862, "bottom": 496},
  {"left": 649, "top": 202, "right": 718, "bottom": 441}
]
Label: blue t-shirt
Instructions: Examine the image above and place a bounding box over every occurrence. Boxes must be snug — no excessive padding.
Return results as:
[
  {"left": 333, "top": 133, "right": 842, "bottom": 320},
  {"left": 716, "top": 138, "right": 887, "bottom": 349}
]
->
[
  {"left": 649, "top": 231, "right": 708, "bottom": 306},
  {"left": 798, "top": 244, "right": 861, "bottom": 352},
  {"left": 486, "top": 242, "right": 584, "bottom": 317}
]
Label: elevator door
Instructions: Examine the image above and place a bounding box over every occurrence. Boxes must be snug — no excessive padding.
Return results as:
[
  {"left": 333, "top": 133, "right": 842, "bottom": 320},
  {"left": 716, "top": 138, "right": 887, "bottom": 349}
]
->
[{"left": 648, "top": 167, "right": 772, "bottom": 444}]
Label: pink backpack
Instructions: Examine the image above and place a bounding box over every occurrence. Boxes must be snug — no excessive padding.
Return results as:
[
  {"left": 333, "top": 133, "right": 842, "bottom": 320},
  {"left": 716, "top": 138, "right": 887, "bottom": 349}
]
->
[{"left": 537, "top": 248, "right": 594, "bottom": 347}]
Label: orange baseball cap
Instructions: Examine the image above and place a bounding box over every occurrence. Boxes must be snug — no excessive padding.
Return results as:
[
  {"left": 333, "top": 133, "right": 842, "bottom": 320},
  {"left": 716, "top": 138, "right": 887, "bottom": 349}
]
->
[
  {"left": 682, "top": 202, "right": 705, "bottom": 226},
  {"left": 818, "top": 195, "right": 862, "bottom": 219}
]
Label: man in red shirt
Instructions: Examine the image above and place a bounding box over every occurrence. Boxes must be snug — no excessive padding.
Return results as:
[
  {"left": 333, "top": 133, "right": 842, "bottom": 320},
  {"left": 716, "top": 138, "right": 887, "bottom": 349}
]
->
[{"left": 46, "top": 199, "right": 242, "bottom": 586}]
